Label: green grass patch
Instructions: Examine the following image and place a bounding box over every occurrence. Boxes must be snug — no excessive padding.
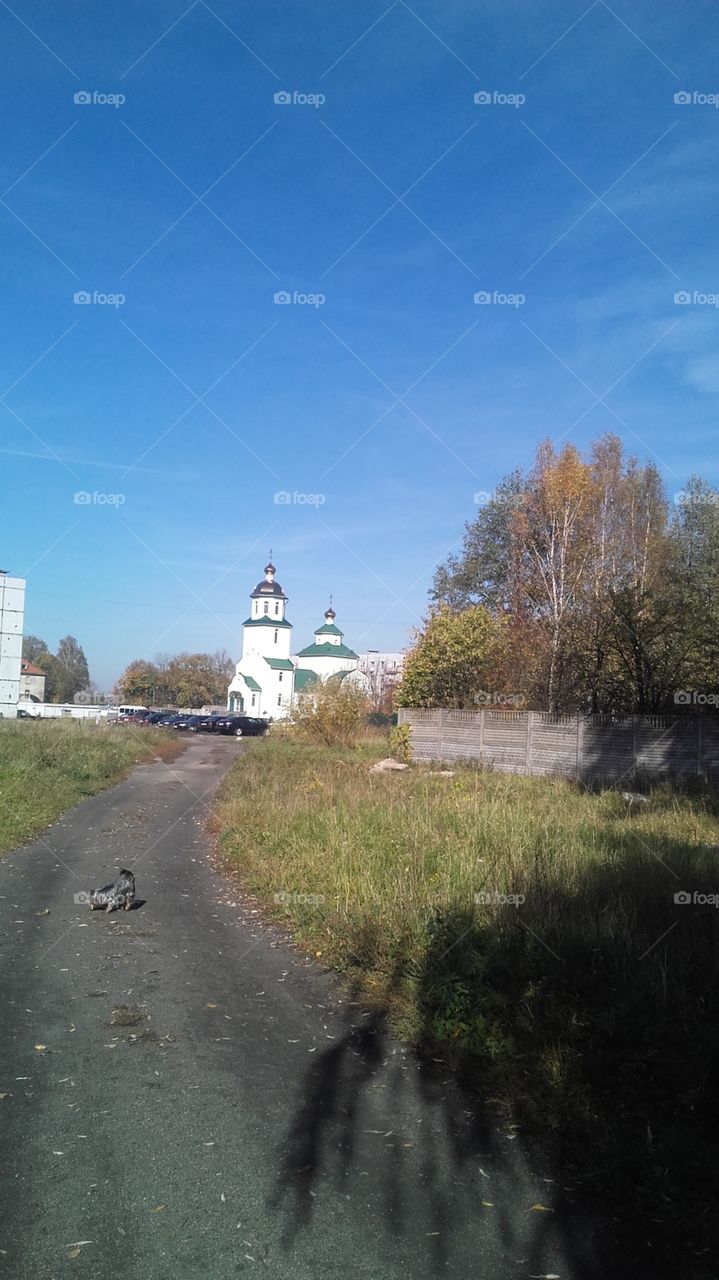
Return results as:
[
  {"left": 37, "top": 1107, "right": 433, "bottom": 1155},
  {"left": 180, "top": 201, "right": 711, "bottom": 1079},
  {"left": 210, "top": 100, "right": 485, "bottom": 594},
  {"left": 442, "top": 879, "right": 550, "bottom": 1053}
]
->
[
  {"left": 0, "top": 719, "right": 180, "bottom": 853},
  {"left": 213, "top": 736, "right": 719, "bottom": 1272}
]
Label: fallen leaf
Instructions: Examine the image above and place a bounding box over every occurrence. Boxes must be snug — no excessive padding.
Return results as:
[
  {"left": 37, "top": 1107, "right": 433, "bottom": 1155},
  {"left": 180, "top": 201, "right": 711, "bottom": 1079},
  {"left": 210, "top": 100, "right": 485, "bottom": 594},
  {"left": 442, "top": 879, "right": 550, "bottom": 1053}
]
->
[
  {"left": 0, "top": 1092, "right": 12, "bottom": 1100},
  {"left": 482, "top": 1200, "right": 494, "bottom": 1207},
  {"left": 530, "top": 1204, "right": 553, "bottom": 1213},
  {"left": 67, "top": 1247, "right": 81, "bottom": 1259},
  {"left": 206, "top": 1003, "right": 217, "bottom": 1009},
  {"left": 150, "top": 1205, "right": 166, "bottom": 1213},
  {"left": 34, "top": 1044, "right": 47, "bottom": 1052}
]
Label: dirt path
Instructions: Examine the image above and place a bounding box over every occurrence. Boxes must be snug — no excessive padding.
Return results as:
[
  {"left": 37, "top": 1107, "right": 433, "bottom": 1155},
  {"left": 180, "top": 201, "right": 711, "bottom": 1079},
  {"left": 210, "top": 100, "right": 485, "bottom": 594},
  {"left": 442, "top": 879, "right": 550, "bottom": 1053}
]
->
[{"left": 0, "top": 735, "right": 628, "bottom": 1279}]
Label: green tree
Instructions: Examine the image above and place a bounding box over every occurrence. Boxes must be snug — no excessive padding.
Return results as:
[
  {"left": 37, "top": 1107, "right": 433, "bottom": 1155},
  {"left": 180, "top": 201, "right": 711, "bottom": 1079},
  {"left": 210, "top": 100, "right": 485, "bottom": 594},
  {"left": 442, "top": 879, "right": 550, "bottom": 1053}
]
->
[
  {"left": 668, "top": 476, "right": 719, "bottom": 693},
  {"left": 34, "top": 649, "right": 61, "bottom": 702},
  {"left": 22, "top": 634, "right": 48, "bottom": 664},
  {"left": 431, "top": 470, "right": 523, "bottom": 612},
  {"left": 398, "top": 607, "right": 504, "bottom": 709},
  {"left": 53, "top": 636, "right": 90, "bottom": 703}
]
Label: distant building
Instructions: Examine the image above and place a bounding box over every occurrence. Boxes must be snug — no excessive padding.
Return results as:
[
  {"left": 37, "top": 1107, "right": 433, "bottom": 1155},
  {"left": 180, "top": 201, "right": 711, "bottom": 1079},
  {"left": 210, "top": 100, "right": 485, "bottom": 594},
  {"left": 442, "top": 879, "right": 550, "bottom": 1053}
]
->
[
  {"left": 359, "top": 650, "right": 405, "bottom": 697},
  {"left": 19, "top": 659, "right": 46, "bottom": 703},
  {"left": 227, "top": 561, "right": 370, "bottom": 717},
  {"left": 0, "top": 572, "right": 25, "bottom": 718}
]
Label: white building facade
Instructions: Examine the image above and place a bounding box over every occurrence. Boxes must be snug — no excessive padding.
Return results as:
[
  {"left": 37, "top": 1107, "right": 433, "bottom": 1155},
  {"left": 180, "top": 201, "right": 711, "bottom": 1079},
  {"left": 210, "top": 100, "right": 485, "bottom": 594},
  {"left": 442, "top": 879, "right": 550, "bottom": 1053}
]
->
[
  {"left": 227, "top": 562, "right": 295, "bottom": 719},
  {"left": 227, "top": 564, "right": 370, "bottom": 717},
  {"left": 0, "top": 573, "right": 26, "bottom": 718}
]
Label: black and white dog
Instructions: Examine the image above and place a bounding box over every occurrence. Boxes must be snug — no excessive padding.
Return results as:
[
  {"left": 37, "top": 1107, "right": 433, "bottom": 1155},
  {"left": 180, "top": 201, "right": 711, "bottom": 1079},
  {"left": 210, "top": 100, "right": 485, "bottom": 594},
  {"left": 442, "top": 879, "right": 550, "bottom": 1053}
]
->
[{"left": 89, "top": 869, "right": 136, "bottom": 913}]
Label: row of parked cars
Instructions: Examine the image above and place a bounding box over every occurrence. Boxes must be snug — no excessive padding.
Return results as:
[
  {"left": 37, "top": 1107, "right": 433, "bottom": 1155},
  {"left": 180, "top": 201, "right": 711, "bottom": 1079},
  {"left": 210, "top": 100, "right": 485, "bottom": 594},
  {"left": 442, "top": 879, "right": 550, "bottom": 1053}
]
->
[{"left": 116, "top": 709, "right": 268, "bottom": 737}]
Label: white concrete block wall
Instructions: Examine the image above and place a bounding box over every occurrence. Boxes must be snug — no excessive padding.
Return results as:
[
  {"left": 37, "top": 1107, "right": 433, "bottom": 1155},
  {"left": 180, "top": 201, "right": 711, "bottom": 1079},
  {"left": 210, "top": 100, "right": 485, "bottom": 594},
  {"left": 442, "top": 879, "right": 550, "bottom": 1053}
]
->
[{"left": 0, "top": 575, "right": 26, "bottom": 717}]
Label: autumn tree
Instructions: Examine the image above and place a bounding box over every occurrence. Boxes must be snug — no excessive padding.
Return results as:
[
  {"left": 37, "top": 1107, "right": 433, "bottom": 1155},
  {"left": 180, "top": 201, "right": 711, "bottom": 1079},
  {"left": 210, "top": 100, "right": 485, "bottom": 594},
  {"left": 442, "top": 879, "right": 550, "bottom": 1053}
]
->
[
  {"left": 115, "top": 660, "right": 159, "bottom": 705},
  {"left": 398, "top": 607, "right": 504, "bottom": 709},
  {"left": 429, "top": 434, "right": 701, "bottom": 713},
  {"left": 115, "top": 651, "right": 235, "bottom": 708}
]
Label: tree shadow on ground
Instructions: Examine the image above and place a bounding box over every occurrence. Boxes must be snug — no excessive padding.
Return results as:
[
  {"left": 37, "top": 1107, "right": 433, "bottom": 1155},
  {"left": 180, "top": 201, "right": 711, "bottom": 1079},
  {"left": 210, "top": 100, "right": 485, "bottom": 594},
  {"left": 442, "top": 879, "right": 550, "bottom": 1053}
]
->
[{"left": 270, "top": 836, "right": 719, "bottom": 1280}]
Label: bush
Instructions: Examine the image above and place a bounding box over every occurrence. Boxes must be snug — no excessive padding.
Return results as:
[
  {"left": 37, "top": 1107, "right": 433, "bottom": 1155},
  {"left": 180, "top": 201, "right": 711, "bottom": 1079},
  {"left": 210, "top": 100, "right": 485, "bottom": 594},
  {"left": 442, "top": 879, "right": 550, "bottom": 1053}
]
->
[
  {"left": 389, "top": 723, "right": 412, "bottom": 762},
  {"left": 291, "top": 679, "right": 370, "bottom": 748}
]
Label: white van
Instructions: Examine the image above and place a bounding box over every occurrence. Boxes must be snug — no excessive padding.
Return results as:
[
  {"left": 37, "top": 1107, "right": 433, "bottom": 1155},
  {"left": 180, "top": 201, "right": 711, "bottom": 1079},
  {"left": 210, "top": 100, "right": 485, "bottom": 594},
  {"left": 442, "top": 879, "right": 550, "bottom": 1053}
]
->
[{"left": 101, "top": 704, "right": 149, "bottom": 719}]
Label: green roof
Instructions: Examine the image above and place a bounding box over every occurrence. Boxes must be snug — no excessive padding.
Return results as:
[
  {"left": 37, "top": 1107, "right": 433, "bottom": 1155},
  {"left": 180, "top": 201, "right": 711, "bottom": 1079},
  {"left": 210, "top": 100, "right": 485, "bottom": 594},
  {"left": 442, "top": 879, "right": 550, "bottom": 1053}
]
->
[
  {"left": 264, "top": 657, "right": 294, "bottom": 671},
  {"left": 315, "top": 622, "right": 343, "bottom": 637},
  {"left": 242, "top": 616, "right": 292, "bottom": 628},
  {"left": 294, "top": 669, "right": 319, "bottom": 692},
  {"left": 295, "top": 642, "right": 359, "bottom": 659},
  {"left": 240, "top": 674, "right": 261, "bottom": 691}
]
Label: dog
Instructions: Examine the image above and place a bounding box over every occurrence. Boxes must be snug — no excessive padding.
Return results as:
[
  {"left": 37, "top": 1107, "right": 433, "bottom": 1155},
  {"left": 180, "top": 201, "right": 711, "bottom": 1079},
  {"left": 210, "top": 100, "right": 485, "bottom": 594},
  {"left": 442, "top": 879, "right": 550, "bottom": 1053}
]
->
[{"left": 89, "top": 869, "right": 136, "bottom": 913}]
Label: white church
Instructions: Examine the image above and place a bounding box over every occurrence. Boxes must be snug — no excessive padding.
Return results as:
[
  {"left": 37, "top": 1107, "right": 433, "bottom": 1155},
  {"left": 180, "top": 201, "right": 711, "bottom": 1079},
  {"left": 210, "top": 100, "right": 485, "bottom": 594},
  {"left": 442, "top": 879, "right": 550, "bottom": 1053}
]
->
[{"left": 227, "top": 560, "right": 369, "bottom": 719}]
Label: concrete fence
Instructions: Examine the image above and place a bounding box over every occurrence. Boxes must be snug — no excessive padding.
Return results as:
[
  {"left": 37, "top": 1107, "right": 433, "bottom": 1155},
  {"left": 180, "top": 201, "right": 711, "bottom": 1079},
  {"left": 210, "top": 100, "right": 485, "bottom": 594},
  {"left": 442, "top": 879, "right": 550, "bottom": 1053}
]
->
[{"left": 397, "top": 708, "right": 719, "bottom": 784}]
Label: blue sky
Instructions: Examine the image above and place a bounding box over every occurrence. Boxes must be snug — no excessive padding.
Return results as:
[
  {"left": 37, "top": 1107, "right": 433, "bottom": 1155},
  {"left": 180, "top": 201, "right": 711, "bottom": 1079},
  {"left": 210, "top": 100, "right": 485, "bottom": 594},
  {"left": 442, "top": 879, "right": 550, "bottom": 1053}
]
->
[{"left": 1, "top": 0, "right": 717, "bottom": 689}]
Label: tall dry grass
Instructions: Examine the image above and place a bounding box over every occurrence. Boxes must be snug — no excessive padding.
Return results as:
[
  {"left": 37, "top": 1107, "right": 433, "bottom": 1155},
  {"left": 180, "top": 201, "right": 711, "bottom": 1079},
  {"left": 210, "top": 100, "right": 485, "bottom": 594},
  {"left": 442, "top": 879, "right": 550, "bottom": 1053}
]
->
[
  {"left": 0, "top": 718, "right": 178, "bottom": 852},
  {"left": 214, "top": 737, "right": 719, "bottom": 1270}
]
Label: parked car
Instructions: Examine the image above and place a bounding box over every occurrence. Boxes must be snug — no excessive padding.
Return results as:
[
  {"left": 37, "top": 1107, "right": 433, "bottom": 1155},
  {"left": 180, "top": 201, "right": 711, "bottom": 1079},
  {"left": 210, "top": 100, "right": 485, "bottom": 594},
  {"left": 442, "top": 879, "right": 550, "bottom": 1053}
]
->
[
  {"left": 186, "top": 714, "right": 219, "bottom": 732},
  {"left": 175, "top": 714, "right": 207, "bottom": 731},
  {"left": 169, "top": 715, "right": 196, "bottom": 730},
  {"left": 213, "top": 714, "right": 268, "bottom": 737}
]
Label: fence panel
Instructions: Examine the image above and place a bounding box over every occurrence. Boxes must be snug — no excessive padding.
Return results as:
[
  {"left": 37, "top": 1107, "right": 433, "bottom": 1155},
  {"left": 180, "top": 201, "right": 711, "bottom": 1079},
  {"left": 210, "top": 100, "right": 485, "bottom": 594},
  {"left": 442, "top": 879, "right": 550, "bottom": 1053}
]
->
[
  {"left": 531, "top": 713, "right": 579, "bottom": 776},
  {"left": 397, "top": 708, "right": 718, "bottom": 784}
]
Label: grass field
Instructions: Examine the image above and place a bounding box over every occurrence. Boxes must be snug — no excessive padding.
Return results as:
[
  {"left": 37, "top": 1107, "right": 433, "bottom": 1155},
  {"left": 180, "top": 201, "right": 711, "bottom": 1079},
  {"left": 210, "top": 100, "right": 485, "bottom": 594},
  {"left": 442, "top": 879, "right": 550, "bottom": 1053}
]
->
[
  {"left": 214, "top": 735, "right": 719, "bottom": 1273},
  {"left": 0, "top": 718, "right": 179, "bottom": 854}
]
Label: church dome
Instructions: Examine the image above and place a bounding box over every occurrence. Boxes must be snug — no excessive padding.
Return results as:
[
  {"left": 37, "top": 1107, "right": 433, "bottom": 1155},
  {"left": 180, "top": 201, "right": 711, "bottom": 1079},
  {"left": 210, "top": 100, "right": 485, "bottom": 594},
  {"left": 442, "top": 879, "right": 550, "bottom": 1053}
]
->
[
  {"left": 251, "top": 578, "right": 285, "bottom": 598},
  {"left": 250, "top": 558, "right": 287, "bottom": 599}
]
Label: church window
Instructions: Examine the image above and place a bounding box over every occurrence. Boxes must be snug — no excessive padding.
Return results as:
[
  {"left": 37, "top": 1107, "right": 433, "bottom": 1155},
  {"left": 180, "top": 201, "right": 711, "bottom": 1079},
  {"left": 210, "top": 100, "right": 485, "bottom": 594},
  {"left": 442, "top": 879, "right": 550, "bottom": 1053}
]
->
[
  {"left": 251, "top": 694, "right": 256, "bottom": 707},
  {"left": 274, "top": 629, "right": 278, "bottom": 644},
  {"left": 275, "top": 602, "right": 279, "bottom": 615},
  {"left": 278, "top": 672, "right": 283, "bottom": 682},
  {"left": 264, "top": 602, "right": 269, "bottom": 615},
  {"left": 277, "top": 694, "right": 282, "bottom": 707}
]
